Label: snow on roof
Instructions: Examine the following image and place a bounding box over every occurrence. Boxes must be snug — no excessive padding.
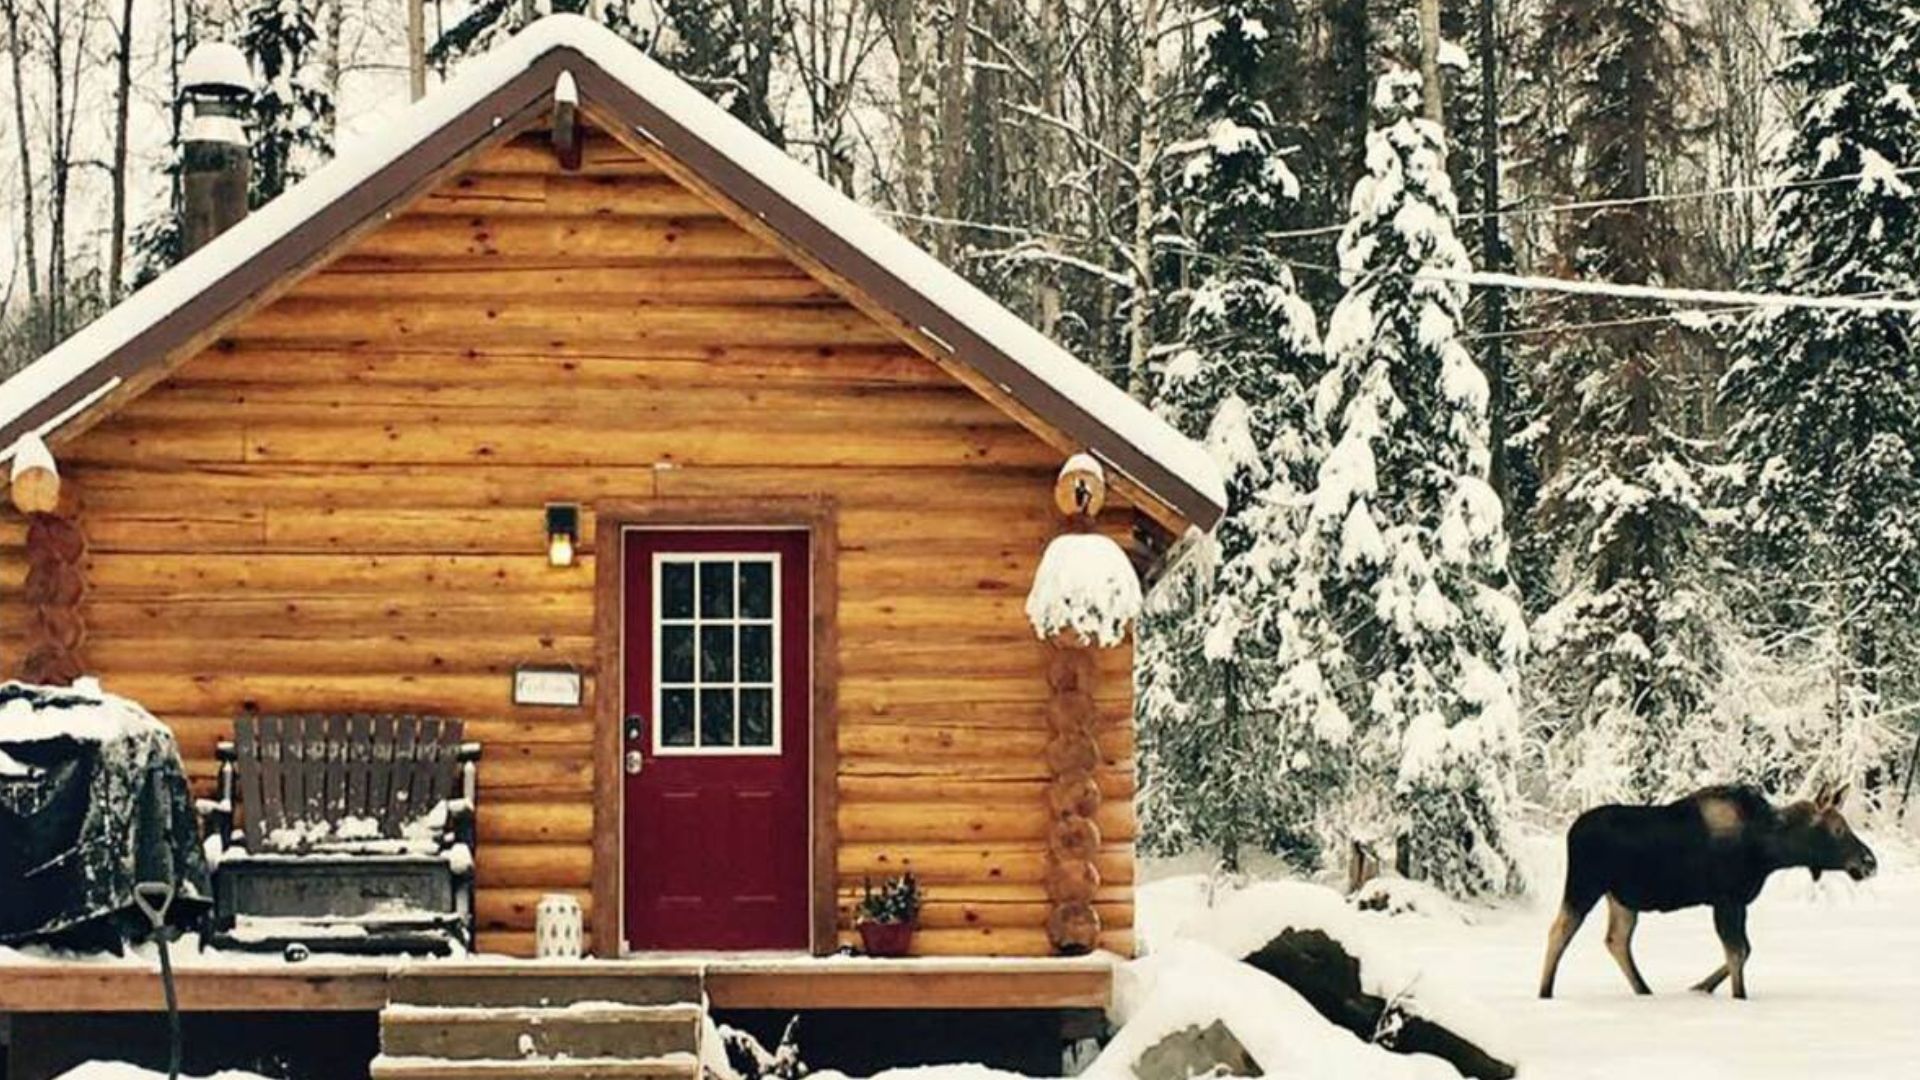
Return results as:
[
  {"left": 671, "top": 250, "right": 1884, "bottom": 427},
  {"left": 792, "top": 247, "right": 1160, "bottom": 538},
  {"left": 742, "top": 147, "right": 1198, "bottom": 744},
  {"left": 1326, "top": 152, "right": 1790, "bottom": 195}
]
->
[{"left": 0, "top": 15, "right": 1225, "bottom": 527}]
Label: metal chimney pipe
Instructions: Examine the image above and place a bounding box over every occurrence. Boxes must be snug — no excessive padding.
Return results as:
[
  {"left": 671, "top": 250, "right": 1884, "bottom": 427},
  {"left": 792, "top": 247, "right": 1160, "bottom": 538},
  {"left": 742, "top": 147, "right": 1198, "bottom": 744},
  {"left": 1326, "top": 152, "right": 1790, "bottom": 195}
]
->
[{"left": 179, "top": 41, "right": 253, "bottom": 255}]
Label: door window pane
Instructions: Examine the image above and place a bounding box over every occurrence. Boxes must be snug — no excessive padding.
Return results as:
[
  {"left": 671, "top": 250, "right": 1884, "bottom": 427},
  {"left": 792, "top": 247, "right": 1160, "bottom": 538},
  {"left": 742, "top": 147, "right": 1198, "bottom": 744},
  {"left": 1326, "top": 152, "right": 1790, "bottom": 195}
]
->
[
  {"left": 699, "top": 563, "right": 734, "bottom": 618},
  {"left": 699, "top": 626, "right": 735, "bottom": 682},
  {"left": 739, "top": 689, "right": 773, "bottom": 746},
  {"left": 661, "top": 689, "right": 696, "bottom": 747},
  {"left": 739, "top": 625, "right": 774, "bottom": 682},
  {"left": 739, "top": 562, "right": 773, "bottom": 618},
  {"left": 661, "top": 625, "right": 696, "bottom": 684},
  {"left": 661, "top": 563, "right": 696, "bottom": 619},
  {"left": 699, "top": 689, "right": 734, "bottom": 747}
]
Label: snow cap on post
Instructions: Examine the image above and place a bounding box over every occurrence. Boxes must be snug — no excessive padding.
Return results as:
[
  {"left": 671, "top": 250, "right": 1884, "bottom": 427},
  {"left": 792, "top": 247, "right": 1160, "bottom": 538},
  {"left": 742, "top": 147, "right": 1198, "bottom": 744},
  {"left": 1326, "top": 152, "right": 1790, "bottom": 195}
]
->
[
  {"left": 8, "top": 432, "right": 59, "bottom": 515},
  {"left": 555, "top": 70, "right": 579, "bottom": 105},
  {"left": 1030, "top": 455, "right": 1139, "bottom": 646},
  {"left": 1026, "top": 534, "right": 1143, "bottom": 647}
]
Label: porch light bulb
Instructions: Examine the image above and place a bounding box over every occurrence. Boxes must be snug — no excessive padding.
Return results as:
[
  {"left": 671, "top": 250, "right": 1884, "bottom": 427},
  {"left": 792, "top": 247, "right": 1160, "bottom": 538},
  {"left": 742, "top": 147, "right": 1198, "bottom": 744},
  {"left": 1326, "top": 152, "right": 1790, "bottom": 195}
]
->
[{"left": 545, "top": 503, "right": 580, "bottom": 568}]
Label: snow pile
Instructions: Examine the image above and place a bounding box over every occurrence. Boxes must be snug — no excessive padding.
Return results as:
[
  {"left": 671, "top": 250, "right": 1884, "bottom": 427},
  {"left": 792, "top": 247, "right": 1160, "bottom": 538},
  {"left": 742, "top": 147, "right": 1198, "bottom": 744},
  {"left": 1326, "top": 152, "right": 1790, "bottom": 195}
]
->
[
  {"left": 55, "top": 1065, "right": 272, "bottom": 1080},
  {"left": 1025, "top": 534, "right": 1143, "bottom": 648},
  {"left": 0, "top": 680, "right": 169, "bottom": 744},
  {"left": 1088, "top": 941, "right": 1457, "bottom": 1080},
  {"left": 1349, "top": 876, "right": 1475, "bottom": 924},
  {"left": 1178, "top": 880, "right": 1510, "bottom": 1058}
]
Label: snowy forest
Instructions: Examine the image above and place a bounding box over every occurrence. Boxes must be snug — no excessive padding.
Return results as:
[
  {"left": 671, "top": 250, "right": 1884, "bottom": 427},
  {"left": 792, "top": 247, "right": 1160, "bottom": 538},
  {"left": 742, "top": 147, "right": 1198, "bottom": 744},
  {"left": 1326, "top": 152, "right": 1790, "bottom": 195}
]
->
[{"left": 2, "top": 0, "right": 1917, "bottom": 900}]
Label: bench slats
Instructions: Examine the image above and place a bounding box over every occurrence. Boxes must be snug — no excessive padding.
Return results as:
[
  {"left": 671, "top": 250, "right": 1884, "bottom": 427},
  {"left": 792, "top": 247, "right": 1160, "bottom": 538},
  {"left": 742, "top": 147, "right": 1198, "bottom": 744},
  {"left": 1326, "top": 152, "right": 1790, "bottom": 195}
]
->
[{"left": 227, "top": 713, "right": 473, "bottom": 852}]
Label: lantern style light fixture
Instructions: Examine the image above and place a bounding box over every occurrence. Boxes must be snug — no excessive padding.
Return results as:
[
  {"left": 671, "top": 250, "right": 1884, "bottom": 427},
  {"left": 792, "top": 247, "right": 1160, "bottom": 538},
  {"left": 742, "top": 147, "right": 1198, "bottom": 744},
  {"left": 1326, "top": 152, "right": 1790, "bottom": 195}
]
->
[{"left": 545, "top": 503, "right": 580, "bottom": 568}]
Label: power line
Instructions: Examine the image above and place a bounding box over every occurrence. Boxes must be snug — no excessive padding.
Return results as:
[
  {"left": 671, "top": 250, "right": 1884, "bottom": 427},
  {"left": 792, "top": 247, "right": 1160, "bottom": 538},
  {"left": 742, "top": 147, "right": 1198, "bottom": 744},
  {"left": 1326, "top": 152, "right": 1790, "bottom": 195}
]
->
[
  {"left": 1431, "top": 268, "right": 1920, "bottom": 316},
  {"left": 1264, "top": 162, "right": 1920, "bottom": 242}
]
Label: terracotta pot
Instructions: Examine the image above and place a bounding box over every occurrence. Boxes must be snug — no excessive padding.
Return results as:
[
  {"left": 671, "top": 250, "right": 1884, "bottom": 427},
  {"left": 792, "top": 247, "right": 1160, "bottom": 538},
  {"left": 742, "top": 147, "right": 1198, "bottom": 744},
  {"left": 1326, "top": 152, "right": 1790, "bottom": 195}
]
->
[{"left": 857, "top": 920, "right": 914, "bottom": 957}]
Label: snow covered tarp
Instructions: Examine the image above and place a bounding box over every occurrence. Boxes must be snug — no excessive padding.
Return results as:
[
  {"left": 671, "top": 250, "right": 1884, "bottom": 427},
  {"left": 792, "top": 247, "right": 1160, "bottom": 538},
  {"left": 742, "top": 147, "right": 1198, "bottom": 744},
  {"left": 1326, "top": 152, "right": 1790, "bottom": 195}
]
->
[
  {"left": 0, "top": 681, "right": 209, "bottom": 949},
  {"left": 1090, "top": 941, "right": 1463, "bottom": 1080}
]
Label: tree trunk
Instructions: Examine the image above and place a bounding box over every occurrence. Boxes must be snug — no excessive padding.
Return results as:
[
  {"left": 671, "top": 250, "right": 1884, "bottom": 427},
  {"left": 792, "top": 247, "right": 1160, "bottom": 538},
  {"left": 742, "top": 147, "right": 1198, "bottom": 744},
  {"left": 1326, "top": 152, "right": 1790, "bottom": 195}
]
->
[
  {"left": 408, "top": 0, "right": 427, "bottom": 101},
  {"left": 3, "top": 0, "right": 39, "bottom": 310},
  {"left": 108, "top": 0, "right": 135, "bottom": 300},
  {"left": 1126, "top": 0, "right": 1161, "bottom": 400},
  {"left": 934, "top": 0, "right": 970, "bottom": 259},
  {"left": 1476, "top": 0, "right": 1508, "bottom": 507},
  {"left": 1419, "top": 0, "right": 1444, "bottom": 125},
  {"left": 325, "top": 0, "right": 345, "bottom": 131}
]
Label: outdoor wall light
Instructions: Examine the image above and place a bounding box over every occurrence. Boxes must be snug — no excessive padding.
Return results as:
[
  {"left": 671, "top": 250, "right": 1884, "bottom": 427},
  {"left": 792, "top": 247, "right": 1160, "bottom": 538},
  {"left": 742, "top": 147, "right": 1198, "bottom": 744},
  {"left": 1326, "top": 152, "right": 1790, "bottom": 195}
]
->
[{"left": 546, "top": 503, "right": 580, "bottom": 568}]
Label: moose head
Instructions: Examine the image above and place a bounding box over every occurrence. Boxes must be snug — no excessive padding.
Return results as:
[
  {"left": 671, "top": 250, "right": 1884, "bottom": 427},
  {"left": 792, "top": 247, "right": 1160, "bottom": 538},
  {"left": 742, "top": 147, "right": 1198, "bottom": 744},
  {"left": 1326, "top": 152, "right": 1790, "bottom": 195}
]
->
[{"left": 1777, "top": 784, "right": 1878, "bottom": 882}]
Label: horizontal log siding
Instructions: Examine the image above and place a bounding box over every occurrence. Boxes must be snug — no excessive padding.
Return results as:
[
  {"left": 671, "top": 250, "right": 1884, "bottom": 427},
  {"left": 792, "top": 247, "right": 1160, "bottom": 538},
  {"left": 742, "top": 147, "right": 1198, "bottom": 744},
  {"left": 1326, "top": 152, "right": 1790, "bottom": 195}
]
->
[{"left": 4, "top": 127, "right": 1138, "bottom": 957}]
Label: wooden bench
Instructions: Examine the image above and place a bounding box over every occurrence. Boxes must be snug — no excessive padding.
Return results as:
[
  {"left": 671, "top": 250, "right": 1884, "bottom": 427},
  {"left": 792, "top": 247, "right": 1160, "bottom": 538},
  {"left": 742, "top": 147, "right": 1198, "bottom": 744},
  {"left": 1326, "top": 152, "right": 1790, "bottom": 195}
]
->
[{"left": 201, "top": 714, "right": 479, "bottom": 955}]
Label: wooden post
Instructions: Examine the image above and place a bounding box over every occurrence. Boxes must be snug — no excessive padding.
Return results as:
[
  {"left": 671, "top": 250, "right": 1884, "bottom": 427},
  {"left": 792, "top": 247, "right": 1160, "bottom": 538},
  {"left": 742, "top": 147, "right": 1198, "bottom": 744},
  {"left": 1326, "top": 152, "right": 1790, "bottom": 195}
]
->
[
  {"left": 12, "top": 450, "right": 83, "bottom": 685},
  {"left": 1043, "top": 454, "right": 1110, "bottom": 955}
]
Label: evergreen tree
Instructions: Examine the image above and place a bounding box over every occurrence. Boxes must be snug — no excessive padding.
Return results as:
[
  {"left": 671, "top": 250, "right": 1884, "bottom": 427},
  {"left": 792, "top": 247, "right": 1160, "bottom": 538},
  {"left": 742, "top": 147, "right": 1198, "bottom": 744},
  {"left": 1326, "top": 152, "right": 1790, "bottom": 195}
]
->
[
  {"left": 1720, "top": 0, "right": 1920, "bottom": 784},
  {"left": 1527, "top": 0, "right": 1719, "bottom": 805},
  {"left": 1296, "top": 66, "right": 1525, "bottom": 896},
  {"left": 1137, "top": 1, "right": 1325, "bottom": 870},
  {"left": 242, "top": 0, "right": 333, "bottom": 204},
  {"left": 430, "top": 2, "right": 786, "bottom": 147}
]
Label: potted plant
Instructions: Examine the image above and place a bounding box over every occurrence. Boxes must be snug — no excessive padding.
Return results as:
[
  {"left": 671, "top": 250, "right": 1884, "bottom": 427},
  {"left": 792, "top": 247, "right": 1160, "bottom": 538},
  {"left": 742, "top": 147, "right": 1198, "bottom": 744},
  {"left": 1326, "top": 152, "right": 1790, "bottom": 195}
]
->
[{"left": 855, "top": 873, "right": 920, "bottom": 957}]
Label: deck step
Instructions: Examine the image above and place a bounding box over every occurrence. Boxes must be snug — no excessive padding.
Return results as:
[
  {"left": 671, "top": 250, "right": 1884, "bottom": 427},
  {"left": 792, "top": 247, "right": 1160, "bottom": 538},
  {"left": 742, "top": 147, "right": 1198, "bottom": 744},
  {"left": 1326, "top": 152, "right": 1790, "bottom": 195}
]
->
[
  {"left": 387, "top": 968, "right": 703, "bottom": 1008},
  {"left": 380, "top": 1003, "right": 702, "bottom": 1060},
  {"left": 376, "top": 966, "right": 708, "bottom": 1079},
  {"left": 369, "top": 1052, "right": 700, "bottom": 1079}
]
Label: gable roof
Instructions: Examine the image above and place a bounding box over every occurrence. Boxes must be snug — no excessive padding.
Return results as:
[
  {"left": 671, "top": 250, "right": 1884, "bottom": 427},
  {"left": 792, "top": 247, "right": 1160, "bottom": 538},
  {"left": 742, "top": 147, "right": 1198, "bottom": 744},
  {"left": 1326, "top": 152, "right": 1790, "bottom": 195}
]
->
[{"left": 0, "top": 15, "right": 1225, "bottom": 530}]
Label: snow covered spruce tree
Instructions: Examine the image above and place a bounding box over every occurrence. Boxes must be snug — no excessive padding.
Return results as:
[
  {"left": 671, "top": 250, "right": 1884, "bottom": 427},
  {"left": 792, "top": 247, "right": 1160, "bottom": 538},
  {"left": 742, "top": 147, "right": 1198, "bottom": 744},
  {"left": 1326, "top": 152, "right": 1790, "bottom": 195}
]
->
[
  {"left": 1527, "top": 0, "right": 1719, "bottom": 806},
  {"left": 241, "top": 0, "right": 333, "bottom": 204},
  {"left": 1294, "top": 65, "right": 1525, "bottom": 896},
  {"left": 1720, "top": 0, "right": 1920, "bottom": 788},
  {"left": 1136, "top": 1, "right": 1326, "bottom": 870}
]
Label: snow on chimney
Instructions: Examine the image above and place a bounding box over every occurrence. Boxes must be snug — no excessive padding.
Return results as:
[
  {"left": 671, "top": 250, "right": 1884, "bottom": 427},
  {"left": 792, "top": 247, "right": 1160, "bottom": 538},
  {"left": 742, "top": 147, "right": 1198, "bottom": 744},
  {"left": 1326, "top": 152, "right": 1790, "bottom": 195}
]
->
[{"left": 180, "top": 41, "right": 253, "bottom": 254}]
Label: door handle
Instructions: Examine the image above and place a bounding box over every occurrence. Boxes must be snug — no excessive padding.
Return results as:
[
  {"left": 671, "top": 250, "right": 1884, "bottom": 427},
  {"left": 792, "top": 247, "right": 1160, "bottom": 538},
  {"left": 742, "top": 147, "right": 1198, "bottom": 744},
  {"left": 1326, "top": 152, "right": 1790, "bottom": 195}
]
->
[{"left": 624, "top": 749, "right": 645, "bottom": 776}]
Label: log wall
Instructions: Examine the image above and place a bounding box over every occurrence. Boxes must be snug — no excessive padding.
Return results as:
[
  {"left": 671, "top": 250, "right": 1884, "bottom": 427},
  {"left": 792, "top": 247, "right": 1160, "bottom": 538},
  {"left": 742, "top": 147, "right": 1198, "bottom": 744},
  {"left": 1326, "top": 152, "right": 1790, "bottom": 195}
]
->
[{"left": 0, "top": 124, "right": 1141, "bottom": 957}]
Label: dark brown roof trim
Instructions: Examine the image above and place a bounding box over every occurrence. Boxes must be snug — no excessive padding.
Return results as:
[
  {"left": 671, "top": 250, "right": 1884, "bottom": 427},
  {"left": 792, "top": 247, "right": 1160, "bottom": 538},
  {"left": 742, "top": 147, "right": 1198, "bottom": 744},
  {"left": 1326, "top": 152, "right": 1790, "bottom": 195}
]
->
[
  {"left": 3, "top": 42, "right": 1222, "bottom": 531},
  {"left": 0, "top": 52, "right": 570, "bottom": 458}
]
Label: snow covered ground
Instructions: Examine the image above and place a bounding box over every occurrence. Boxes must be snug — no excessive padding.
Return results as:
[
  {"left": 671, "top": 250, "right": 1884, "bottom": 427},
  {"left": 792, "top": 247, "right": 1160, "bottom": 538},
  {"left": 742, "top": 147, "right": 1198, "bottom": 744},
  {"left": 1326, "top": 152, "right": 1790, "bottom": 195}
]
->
[
  {"left": 1140, "top": 822, "right": 1920, "bottom": 1080},
  {"left": 1370, "top": 827, "right": 1920, "bottom": 1080}
]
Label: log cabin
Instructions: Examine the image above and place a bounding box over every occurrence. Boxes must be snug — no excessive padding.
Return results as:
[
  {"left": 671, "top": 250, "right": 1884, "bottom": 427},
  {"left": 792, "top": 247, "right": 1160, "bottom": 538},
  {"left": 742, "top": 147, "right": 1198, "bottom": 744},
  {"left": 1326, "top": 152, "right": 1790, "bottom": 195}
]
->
[{"left": 0, "top": 12, "right": 1223, "bottom": 989}]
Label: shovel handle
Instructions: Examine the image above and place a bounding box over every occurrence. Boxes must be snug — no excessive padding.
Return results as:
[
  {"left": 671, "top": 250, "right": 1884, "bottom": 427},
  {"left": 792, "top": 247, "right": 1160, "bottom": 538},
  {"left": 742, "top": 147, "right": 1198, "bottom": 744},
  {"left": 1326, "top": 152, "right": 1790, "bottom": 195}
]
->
[{"left": 132, "top": 881, "right": 176, "bottom": 928}]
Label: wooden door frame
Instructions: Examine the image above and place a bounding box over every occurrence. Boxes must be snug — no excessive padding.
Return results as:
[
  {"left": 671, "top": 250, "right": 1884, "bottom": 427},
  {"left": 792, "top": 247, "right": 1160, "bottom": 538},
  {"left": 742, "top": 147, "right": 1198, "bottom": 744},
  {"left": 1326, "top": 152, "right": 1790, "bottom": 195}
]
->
[{"left": 592, "top": 497, "right": 839, "bottom": 957}]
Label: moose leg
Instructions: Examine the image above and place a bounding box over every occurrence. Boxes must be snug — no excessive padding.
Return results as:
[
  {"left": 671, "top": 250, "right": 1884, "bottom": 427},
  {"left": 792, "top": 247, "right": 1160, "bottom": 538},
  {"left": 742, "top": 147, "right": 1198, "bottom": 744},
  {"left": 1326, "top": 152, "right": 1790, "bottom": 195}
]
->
[
  {"left": 1690, "top": 964, "right": 1730, "bottom": 994},
  {"left": 1710, "top": 903, "right": 1753, "bottom": 1000},
  {"left": 1538, "top": 897, "right": 1595, "bottom": 999},
  {"left": 1604, "top": 896, "right": 1653, "bottom": 995}
]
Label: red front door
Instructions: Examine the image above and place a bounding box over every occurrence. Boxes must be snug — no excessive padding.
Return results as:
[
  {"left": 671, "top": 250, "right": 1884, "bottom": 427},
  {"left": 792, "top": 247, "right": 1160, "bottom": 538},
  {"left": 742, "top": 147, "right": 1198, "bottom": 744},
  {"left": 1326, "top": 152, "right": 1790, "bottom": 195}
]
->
[{"left": 621, "top": 528, "right": 812, "bottom": 951}]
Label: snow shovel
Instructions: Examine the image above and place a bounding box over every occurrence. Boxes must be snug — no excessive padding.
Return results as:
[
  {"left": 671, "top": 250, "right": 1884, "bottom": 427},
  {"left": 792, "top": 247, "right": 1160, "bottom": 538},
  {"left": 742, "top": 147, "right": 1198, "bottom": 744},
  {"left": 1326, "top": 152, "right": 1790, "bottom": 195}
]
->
[{"left": 132, "top": 880, "right": 182, "bottom": 1080}]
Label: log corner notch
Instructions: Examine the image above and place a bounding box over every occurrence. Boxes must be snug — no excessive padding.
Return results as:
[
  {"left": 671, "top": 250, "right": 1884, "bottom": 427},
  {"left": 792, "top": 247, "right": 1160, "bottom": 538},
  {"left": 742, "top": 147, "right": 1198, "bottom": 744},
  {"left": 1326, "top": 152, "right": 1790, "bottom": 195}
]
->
[
  {"left": 10, "top": 434, "right": 85, "bottom": 686},
  {"left": 551, "top": 71, "right": 583, "bottom": 171},
  {"left": 1030, "top": 453, "right": 1138, "bottom": 956}
]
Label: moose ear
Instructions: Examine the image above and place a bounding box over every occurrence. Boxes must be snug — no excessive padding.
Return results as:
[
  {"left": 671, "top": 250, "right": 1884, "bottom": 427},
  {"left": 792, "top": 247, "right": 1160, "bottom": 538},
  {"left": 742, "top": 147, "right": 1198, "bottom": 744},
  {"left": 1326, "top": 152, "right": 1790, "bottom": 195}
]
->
[{"left": 1830, "top": 784, "right": 1850, "bottom": 810}]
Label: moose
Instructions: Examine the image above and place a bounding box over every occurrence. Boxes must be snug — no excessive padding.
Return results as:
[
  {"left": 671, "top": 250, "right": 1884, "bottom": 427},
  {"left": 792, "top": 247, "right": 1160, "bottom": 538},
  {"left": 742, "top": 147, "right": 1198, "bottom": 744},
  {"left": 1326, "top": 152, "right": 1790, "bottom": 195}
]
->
[{"left": 1538, "top": 783, "right": 1877, "bottom": 1001}]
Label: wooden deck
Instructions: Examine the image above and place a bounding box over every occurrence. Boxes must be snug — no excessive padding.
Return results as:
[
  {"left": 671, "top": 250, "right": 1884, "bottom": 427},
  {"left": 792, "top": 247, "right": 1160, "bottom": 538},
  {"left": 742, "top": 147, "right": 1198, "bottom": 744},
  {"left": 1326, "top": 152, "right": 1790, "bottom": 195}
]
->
[{"left": 0, "top": 954, "right": 1115, "bottom": 1013}]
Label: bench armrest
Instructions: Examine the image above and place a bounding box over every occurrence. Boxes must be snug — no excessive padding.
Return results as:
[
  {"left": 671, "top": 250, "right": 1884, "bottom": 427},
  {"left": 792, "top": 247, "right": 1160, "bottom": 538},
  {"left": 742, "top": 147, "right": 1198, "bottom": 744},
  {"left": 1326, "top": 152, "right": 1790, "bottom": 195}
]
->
[{"left": 200, "top": 745, "right": 238, "bottom": 849}]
